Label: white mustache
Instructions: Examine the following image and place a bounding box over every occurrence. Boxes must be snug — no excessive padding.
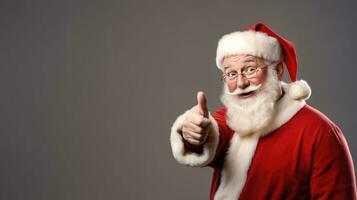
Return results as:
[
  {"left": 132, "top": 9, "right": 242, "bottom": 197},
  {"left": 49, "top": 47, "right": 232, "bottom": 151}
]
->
[{"left": 225, "top": 84, "right": 262, "bottom": 95}]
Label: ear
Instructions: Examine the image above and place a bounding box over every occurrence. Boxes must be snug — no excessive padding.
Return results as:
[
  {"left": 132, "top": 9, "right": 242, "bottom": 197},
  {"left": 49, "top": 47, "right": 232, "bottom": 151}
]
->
[{"left": 276, "top": 62, "right": 284, "bottom": 80}]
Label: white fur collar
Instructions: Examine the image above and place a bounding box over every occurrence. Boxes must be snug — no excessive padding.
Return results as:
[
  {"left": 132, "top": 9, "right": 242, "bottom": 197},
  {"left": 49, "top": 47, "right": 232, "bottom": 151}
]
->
[{"left": 214, "top": 80, "right": 311, "bottom": 200}]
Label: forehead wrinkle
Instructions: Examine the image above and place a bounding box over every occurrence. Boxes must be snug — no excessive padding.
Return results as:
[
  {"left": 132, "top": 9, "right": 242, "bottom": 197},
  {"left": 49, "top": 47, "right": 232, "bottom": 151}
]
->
[
  {"left": 243, "top": 55, "right": 257, "bottom": 62},
  {"left": 222, "top": 55, "right": 262, "bottom": 71},
  {"left": 224, "top": 55, "right": 257, "bottom": 64},
  {"left": 223, "top": 58, "right": 257, "bottom": 69}
]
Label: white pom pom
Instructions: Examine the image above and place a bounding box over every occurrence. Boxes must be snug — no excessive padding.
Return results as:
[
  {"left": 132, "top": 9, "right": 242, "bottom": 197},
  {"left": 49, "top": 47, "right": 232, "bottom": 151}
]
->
[{"left": 288, "top": 80, "right": 311, "bottom": 100}]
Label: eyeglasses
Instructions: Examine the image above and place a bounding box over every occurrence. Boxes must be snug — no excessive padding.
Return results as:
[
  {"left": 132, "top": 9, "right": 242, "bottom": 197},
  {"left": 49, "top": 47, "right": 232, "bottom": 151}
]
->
[{"left": 221, "top": 61, "right": 279, "bottom": 82}]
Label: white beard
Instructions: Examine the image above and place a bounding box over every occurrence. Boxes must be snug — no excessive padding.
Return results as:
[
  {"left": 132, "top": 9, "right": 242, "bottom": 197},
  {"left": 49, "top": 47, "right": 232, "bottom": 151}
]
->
[{"left": 220, "top": 68, "right": 281, "bottom": 137}]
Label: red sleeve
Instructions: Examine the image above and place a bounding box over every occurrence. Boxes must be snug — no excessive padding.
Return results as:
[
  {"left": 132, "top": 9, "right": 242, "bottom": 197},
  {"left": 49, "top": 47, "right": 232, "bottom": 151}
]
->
[
  {"left": 310, "top": 126, "right": 357, "bottom": 199},
  {"left": 208, "top": 108, "right": 233, "bottom": 168}
]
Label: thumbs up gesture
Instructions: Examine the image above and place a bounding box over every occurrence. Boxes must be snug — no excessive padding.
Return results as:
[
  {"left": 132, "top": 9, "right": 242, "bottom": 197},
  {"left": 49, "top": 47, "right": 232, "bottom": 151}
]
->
[{"left": 181, "top": 91, "right": 211, "bottom": 146}]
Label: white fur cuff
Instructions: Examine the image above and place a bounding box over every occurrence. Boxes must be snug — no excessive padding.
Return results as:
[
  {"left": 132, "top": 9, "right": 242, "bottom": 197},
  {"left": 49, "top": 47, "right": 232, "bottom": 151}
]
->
[{"left": 170, "top": 110, "right": 220, "bottom": 167}]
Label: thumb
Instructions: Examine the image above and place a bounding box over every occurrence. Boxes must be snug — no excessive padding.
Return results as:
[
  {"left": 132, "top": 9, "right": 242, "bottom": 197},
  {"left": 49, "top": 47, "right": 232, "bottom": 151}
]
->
[{"left": 197, "top": 91, "right": 208, "bottom": 118}]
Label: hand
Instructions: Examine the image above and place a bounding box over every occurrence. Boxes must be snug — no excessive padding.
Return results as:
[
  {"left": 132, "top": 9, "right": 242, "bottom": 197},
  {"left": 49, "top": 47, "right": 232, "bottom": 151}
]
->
[{"left": 181, "top": 91, "right": 211, "bottom": 146}]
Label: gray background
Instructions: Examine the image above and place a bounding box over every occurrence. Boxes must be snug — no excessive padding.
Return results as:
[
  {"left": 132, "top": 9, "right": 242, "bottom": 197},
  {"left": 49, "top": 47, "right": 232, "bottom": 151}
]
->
[{"left": 1, "top": 0, "right": 356, "bottom": 199}]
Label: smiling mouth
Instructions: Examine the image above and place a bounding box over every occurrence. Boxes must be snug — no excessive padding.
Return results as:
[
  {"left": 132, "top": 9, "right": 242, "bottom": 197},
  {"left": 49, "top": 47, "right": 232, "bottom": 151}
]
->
[{"left": 238, "top": 91, "right": 255, "bottom": 98}]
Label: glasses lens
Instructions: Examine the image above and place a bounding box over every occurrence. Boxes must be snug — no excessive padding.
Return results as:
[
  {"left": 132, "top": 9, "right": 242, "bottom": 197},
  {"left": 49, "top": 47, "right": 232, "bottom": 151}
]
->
[{"left": 244, "top": 69, "right": 258, "bottom": 79}]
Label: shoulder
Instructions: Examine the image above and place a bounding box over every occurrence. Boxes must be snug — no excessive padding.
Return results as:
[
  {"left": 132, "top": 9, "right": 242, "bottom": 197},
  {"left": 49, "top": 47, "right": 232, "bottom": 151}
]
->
[
  {"left": 294, "top": 104, "right": 347, "bottom": 149},
  {"left": 294, "top": 104, "right": 339, "bottom": 132}
]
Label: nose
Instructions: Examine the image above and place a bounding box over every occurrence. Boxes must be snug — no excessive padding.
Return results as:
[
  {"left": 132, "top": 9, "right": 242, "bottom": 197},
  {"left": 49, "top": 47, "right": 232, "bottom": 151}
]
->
[{"left": 236, "top": 74, "right": 250, "bottom": 89}]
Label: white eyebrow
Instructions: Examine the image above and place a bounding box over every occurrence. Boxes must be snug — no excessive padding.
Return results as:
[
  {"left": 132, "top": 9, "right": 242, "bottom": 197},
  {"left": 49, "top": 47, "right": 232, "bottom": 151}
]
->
[{"left": 222, "top": 63, "right": 232, "bottom": 68}]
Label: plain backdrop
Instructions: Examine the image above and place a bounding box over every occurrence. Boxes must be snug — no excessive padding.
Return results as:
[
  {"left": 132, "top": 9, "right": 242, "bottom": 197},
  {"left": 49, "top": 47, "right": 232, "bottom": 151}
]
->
[{"left": 1, "top": 0, "right": 356, "bottom": 199}]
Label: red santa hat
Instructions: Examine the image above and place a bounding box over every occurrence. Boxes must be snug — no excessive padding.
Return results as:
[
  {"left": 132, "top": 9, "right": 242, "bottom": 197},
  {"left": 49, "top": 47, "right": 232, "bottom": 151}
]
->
[
  {"left": 216, "top": 22, "right": 297, "bottom": 82},
  {"left": 216, "top": 22, "right": 311, "bottom": 100}
]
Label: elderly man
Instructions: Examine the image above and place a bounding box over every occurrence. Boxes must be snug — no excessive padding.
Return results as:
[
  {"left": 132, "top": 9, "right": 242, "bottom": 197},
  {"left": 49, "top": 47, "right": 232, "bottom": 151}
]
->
[{"left": 170, "top": 23, "right": 357, "bottom": 200}]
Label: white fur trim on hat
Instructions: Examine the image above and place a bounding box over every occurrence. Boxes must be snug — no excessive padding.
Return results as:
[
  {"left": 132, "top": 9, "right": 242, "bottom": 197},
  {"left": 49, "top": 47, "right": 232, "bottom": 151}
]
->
[
  {"left": 170, "top": 111, "right": 219, "bottom": 167},
  {"left": 216, "top": 31, "right": 282, "bottom": 71}
]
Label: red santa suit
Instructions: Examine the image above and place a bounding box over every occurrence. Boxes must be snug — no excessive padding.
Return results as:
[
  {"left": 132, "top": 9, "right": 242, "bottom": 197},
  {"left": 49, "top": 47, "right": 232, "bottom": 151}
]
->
[
  {"left": 170, "top": 82, "right": 357, "bottom": 199},
  {"left": 170, "top": 23, "right": 357, "bottom": 199}
]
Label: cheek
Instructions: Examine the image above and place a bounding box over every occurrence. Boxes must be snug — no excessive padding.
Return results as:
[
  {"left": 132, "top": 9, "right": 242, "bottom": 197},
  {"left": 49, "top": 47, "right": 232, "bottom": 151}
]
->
[
  {"left": 252, "top": 70, "right": 268, "bottom": 85},
  {"left": 249, "top": 79, "right": 263, "bottom": 86},
  {"left": 227, "top": 82, "right": 237, "bottom": 92}
]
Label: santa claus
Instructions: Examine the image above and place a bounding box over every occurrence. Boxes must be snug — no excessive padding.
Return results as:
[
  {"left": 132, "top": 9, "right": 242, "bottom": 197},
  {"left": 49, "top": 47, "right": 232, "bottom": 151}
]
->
[{"left": 170, "top": 23, "right": 357, "bottom": 200}]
